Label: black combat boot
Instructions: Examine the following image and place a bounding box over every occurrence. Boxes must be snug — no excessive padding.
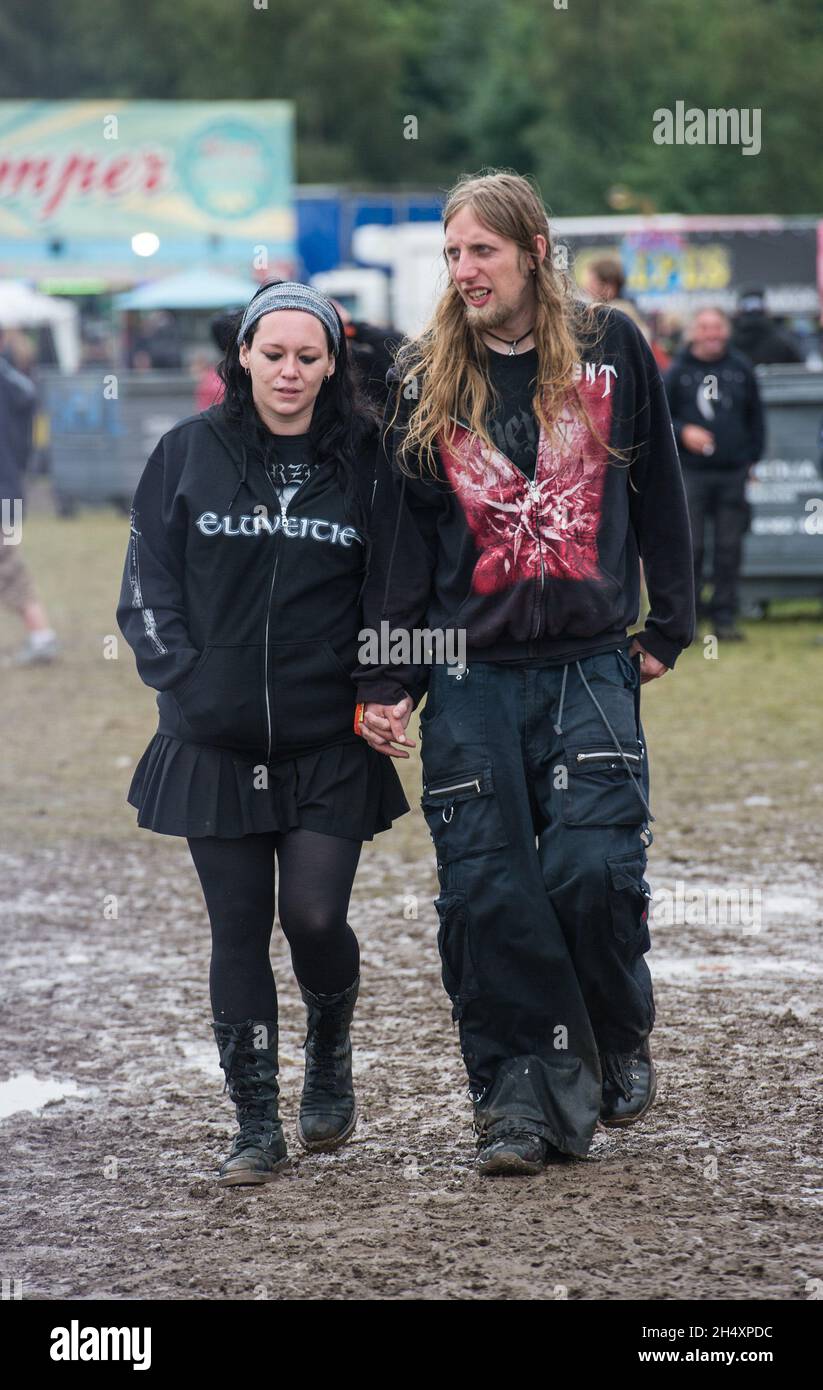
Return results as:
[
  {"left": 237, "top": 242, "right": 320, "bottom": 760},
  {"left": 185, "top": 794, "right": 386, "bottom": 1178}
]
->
[
  {"left": 296, "top": 976, "right": 359, "bottom": 1153},
  {"left": 212, "top": 1018, "right": 288, "bottom": 1185},
  {"left": 599, "top": 1037, "right": 657, "bottom": 1127},
  {"left": 474, "top": 1117, "right": 549, "bottom": 1176}
]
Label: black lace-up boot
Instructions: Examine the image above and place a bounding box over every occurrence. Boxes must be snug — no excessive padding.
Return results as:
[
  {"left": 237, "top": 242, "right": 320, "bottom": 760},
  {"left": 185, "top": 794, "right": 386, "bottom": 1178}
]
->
[
  {"left": 474, "top": 1117, "right": 549, "bottom": 1176},
  {"left": 599, "top": 1037, "right": 657, "bottom": 1127},
  {"left": 296, "top": 976, "right": 359, "bottom": 1152},
  {"left": 211, "top": 1018, "right": 288, "bottom": 1185}
]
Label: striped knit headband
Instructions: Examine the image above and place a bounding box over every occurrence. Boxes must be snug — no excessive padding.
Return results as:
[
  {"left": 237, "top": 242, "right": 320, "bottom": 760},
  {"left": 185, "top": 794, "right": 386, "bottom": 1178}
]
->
[{"left": 236, "top": 282, "right": 341, "bottom": 353}]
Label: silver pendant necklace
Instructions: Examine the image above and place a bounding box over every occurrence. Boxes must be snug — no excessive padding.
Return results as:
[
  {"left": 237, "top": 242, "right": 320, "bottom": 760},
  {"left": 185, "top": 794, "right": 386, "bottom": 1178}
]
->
[{"left": 484, "top": 326, "right": 535, "bottom": 356}]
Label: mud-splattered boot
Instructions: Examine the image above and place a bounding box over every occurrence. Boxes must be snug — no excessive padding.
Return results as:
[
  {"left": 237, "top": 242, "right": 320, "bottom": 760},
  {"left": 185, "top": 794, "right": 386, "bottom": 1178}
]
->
[
  {"left": 599, "top": 1038, "right": 657, "bottom": 1127},
  {"left": 212, "top": 1018, "right": 288, "bottom": 1185},
  {"left": 296, "top": 977, "right": 359, "bottom": 1152},
  {"left": 474, "top": 1118, "right": 549, "bottom": 1176}
]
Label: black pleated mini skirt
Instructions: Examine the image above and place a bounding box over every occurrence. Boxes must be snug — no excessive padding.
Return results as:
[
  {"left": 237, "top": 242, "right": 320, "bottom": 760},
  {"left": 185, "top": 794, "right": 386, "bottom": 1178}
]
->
[{"left": 126, "top": 732, "right": 410, "bottom": 841}]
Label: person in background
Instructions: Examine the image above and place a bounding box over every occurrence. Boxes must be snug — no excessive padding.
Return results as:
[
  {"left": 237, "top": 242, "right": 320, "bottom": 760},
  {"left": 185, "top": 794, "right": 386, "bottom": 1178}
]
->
[
  {"left": 649, "top": 311, "right": 684, "bottom": 367},
  {"left": 665, "top": 307, "right": 765, "bottom": 641},
  {"left": 80, "top": 320, "right": 115, "bottom": 368},
  {"left": 731, "top": 288, "right": 804, "bottom": 367},
  {"left": 193, "top": 351, "right": 224, "bottom": 413},
  {"left": 328, "top": 300, "right": 399, "bottom": 412},
  {"left": 131, "top": 310, "right": 183, "bottom": 370},
  {"left": 0, "top": 326, "right": 59, "bottom": 665},
  {"left": 1, "top": 327, "right": 51, "bottom": 483},
  {"left": 581, "top": 254, "right": 672, "bottom": 369},
  {"left": 193, "top": 311, "right": 236, "bottom": 413}
]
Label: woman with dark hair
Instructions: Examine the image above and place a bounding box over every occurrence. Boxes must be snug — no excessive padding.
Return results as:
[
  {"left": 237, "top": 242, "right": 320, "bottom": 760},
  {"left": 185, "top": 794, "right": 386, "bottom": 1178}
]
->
[{"left": 116, "top": 282, "right": 414, "bottom": 1185}]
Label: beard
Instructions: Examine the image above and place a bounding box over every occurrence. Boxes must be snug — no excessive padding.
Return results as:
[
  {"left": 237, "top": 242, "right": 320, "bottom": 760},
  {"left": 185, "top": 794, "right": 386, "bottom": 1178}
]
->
[{"left": 463, "top": 289, "right": 524, "bottom": 336}]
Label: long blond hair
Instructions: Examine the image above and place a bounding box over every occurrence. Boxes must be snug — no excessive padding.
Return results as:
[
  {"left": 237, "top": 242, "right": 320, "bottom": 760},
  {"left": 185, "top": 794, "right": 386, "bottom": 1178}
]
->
[{"left": 389, "top": 169, "right": 627, "bottom": 477}]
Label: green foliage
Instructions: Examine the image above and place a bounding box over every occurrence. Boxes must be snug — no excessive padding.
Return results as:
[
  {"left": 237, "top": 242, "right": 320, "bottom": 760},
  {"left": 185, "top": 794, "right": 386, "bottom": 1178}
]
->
[{"left": 0, "top": 0, "right": 820, "bottom": 210}]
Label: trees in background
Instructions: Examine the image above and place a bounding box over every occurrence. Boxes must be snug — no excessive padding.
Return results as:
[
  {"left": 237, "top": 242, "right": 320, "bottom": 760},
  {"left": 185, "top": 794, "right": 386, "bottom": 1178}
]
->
[{"left": 0, "top": 0, "right": 820, "bottom": 212}]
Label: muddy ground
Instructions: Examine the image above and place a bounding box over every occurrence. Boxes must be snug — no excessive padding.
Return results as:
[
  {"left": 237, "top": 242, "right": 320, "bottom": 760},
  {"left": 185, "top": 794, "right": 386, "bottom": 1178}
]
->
[
  {"left": 1, "top": 830, "right": 820, "bottom": 1302},
  {"left": 1, "top": 500, "right": 821, "bottom": 1301}
]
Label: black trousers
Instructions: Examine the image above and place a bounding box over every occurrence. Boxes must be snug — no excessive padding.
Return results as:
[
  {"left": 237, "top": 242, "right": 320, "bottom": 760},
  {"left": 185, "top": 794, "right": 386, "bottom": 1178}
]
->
[
  {"left": 419, "top": 649, "right": 654, "bottom": 1157},
  {"left": 683, "top": 465, "right": 749, "bottom": 626}
]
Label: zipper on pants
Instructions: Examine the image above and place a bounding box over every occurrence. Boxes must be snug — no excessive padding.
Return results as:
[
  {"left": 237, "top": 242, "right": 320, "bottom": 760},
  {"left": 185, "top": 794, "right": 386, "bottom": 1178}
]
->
[
  {"left": 576, "top": 749, "right": 642, "bottom": 765},
  {"left": 426, "top": 777, "right": 482, "bottom": 798}
]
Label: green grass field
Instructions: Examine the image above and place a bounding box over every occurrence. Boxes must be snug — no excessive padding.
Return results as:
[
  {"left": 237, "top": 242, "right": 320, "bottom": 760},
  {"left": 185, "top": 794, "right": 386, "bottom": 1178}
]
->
[{"left": 2, "top": 497, "right": 821, "bottom": 874}]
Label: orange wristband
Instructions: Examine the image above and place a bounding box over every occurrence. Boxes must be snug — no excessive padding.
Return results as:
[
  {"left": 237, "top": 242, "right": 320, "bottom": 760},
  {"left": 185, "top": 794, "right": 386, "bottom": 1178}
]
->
[{"left": 354, "top": 702, "right": 365, "bottom": 735}]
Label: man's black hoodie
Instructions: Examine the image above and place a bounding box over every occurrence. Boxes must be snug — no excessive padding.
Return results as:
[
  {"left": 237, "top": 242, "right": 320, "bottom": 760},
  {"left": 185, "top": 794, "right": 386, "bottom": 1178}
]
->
[
  {"left": 116, "top": 404, "right": 407, "bottom": 762},
  {"left": 732, "top": 311, "right": 804, "bottom": 368},
  {"left": 355, "top": 307, "right": 696, "bottom": 705},
  {"left": 664, "top": 344, "right": 765, "bottom": 472}
]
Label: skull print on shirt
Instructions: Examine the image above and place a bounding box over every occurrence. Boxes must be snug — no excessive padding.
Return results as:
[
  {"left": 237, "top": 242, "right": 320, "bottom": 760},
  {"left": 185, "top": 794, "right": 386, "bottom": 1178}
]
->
[{"left": 437, "top": 369, "right": 615, "bottom": 595}]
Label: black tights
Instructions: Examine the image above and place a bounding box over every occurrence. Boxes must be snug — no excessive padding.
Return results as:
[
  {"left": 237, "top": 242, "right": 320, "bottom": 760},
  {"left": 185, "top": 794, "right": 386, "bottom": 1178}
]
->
[{"left": 187, "top": 829, "right": 362, "bottom": 1023}]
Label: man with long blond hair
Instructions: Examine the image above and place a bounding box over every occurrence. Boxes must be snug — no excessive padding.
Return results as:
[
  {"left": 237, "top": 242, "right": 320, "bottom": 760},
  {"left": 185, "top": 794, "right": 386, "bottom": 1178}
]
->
[{"left": 354, "top": 170, "right": 695, "bottom": 1175}]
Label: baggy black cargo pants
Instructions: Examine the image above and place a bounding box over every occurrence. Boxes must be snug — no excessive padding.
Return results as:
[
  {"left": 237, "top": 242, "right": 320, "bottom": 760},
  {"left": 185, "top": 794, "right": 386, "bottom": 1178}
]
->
[{"left": 419, "top": 645, "right": 654, "bottom": 1157}]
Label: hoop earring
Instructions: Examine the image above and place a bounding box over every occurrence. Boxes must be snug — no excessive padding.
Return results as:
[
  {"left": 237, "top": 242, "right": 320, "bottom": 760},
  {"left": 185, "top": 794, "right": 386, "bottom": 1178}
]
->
[
  {"left": 323, "top": 374, "right": 330, "bottom": 382},
  {"left": 244, "top": 366, "right": 250, "bottom": 375}
]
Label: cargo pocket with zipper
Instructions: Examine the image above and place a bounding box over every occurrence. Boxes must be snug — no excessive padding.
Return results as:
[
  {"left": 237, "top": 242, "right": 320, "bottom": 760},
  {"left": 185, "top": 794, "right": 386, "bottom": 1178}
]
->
[
  {"left": 560, "top": 739, "right": 648, "bottom": 826},
  {"left": 606, "top": 851, "right": 652, "bottom": 956},
  {"left": 420, "top": 765, "right": 509, "bottom": 867},
  {"left": 432, "top": 889, "right": 478, "bottom": 1021}
]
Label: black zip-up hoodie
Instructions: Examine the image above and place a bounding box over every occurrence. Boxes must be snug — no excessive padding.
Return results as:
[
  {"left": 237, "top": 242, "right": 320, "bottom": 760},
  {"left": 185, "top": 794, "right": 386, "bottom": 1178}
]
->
[
  {"left": 354, "top": 307, "right": 695, "bottom": 704},
  {"left": 664, "top": 345, "right": 765, "bottom": 471},
  {"left": 116, "top": 403, "right": 404, "bottom": 761}
]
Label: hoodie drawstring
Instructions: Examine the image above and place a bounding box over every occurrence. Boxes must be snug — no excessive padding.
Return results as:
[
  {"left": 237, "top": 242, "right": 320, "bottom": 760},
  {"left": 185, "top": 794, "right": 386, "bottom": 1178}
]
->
[
  {"left": 380, "top": 470, "right": 407, "bottom": 619},
  {"left": 354, "top": 448, "right": 380, "bottom": 608},
  {"left": 225, "top": 442, "right": 248, "bottom": 515}
]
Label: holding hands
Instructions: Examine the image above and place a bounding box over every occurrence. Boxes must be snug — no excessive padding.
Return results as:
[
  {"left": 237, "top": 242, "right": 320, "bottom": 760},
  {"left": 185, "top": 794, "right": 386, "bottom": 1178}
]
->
[{"left": 357, "top": 695, "right": 415, "bottom": 758}]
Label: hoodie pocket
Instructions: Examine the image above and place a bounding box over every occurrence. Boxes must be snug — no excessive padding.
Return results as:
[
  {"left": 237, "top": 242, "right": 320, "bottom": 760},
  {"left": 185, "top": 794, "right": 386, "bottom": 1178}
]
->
[
  {"left": 556, "top": 567, "right": 626, "bottom": 639},
  {"left": 173, "top": 644, "right": 267, "bottom": 751},
  {"left": 270, "top": 640, "right": 355, "bottom": 753}
]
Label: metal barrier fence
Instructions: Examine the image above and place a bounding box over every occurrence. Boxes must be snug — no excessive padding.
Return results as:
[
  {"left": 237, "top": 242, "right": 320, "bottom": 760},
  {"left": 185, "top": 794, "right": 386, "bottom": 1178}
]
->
[
  {"left": 739, "top": 366, "right": 823, "bottom": 612},
  {"left": 42, "top": 371, "right": 201, "bottom": 516}
]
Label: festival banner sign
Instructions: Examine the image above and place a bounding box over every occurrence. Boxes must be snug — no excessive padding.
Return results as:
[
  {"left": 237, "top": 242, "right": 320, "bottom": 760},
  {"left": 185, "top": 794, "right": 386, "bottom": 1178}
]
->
[{"left": 0, "top": 100, "right": 295, "bottom": 277}]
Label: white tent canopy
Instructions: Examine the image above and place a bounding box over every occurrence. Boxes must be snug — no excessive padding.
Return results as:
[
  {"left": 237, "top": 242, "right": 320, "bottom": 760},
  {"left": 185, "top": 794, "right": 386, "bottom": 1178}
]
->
[
  {"left": 115, "top": 268, "right": 258, "bottom": 312},
  {"left": 0, "top": 280, "right": 80, "bottom": 373}
]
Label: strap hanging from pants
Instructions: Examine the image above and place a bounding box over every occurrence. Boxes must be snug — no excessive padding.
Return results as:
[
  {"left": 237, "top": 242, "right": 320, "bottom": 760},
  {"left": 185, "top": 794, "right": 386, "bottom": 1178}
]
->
[{"left": 552, "top": 653, "right": 655, "bottom": 825}]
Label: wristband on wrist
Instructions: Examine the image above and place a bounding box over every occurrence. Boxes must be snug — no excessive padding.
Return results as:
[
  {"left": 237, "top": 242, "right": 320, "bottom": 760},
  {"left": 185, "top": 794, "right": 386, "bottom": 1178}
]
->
[{"left": 354, "top": 702, "right": 365, "bottom": 736}]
